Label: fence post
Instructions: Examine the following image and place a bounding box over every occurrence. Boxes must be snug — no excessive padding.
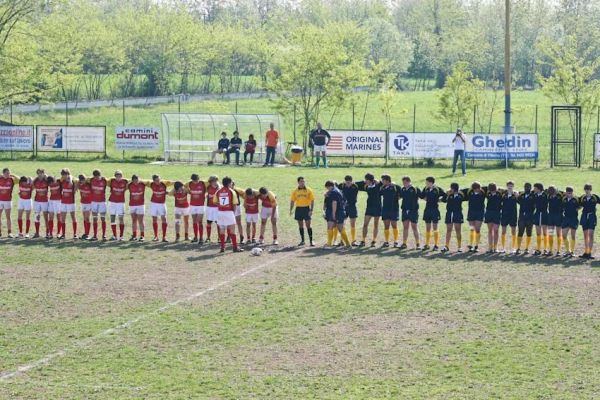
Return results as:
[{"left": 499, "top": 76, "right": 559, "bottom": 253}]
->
[
  {"left": 122, "top": 100, "right": 126, "bottom": 160},
  {"left": 412, "top": 104, "right": 416, "bottom": 133},
  {"left": 352, "top": 103, "right": 355, "bottom": 130},
  {"left": 9, "top": 100, "right": 13, "bottom": 124},
  {"left": 65, "top": 100, "right": 69, "bottom": 159},
  {"left": 293, "top": 104, "right": 297, "bottom": 143}
]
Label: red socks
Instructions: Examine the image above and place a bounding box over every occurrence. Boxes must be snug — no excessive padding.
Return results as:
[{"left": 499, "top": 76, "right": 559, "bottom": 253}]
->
[
  {"left": 48, "top": 220, "right": 54, "bottom": 235},
  {"left": 162, "top": 222, "right": 168, "bottom": 239},
  {"left": 35, "top": 221, "right": 40, "bottom": 234},
  {"left": 193, "top": 223, "right": 198, "bottom": 238},
  {"left": 101, "top": 220, "right": 106, "bottom": 237},
  {"left": 152, "top": 221, "right": 158, "bottom": 237},
  {"left": 219, "top": 233, "right": 226, "bottom": 249},
  {"left": 206, "top": 224, "right": 212, "bottom": 240},
  {"left": 93, "top": 221, "right": 98, "bottom": 237},
  {"left": 230, "top": 233, "right": 238, "bottom": 249},
  {"left": 111, "top": 224, "right": 117, "bottom": 237},
  {"left": 18, "top": 219, "right": 22, "bottom": 234}
]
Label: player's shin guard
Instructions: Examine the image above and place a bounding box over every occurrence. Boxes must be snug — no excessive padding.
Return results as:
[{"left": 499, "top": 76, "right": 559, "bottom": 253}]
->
[
  {"left": 332, "top": 229, "right": 338, "bottom": 243},
  {"left": 512, "top": 235, "right": 517, "bottom": 250},
  {"left": 517, "top": 235, "right": 523, "bottom": 249},
  {"left": 84, "top": 221, "right": 90, "bottom": 236},
  {"left": 340, "top": 228, "right": 350, "bottom": 246},
  {"left": 557, "top": 234, "right": 562, "bottom": 252},
  {"left": 25, "top": 219, "right": 31, "bottom": 234},
  {"left": 198, "top": 223, "right": 204, "bottom": 240},
  {"left": 425, "top": 230, "right": 431, "bottom": 246},
  {"left": 35, "top": 221, "right": 40, "bottom": 235},
  {"left": 47, "top": 219, "right": 53, "bottom": 235},
  {"left": 162, "top": 223, "right": 168, "bottom": 239}
]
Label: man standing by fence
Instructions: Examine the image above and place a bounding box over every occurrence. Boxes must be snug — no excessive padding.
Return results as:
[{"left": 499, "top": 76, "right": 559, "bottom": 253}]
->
[
  {"left": 452, "top": 129, "right": 467, "bottom": 176},
  {"left": 264, "top": 123, "right": 279, "bottom": 167},
  {"left": 310, "top": 122, "right": 331, "bottom": 168}
]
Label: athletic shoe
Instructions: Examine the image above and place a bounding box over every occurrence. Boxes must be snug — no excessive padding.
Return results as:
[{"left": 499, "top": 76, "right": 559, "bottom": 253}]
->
[
  {"left": 191, "top": 237, "right": 198, "bottom": 243},
  {"left": 456, "top": 248, "right": 463, "bottom": 253},
  {"left": 129, "top": 236, "right": 137, "bottom": 241},
  {"left": 153, "top": 236, "right": 159, "bottom": 242},
  {"left": 73, "top": 235, "right": 78, "bottom": 240},
  {"left": 358, "top": 241, "right": 366, "bottom": 247},
  {"left": 555, "top": 252, "right": 561, "bottom": 257},
  {"left": 399, "top": 243, "right": 407, "bottom": 250},
  {"left": 422, "top": 245, "right": 430, "bottom": 251},
  {"left": 513, "top": 249, "right": 520, "bottom": 255},
  {"left": 57, "top": 235, "right": 65, "bottom": 240},
  {"left": 310, "top": 240, "right": 316, "bottom": 247},
  {"left": 579, "top": 253, "right": 590, "bottom": 259},
  {"left": 433, "top": 245, "right": 439, "bottom": 251},
  {"left": 18, "top": 233, "right": 23, "bottom": 238},
  {"left": 472, "top": 246, "right": 479, "bottom": 253},
  {"left": 351, "top": 241, "right": 359, "bottom": 247},
  {"left": 7, "top": 233, "right": 14, "bottom": 238},
  {"left": 543, "top": 250, "right": 550, "bottom": 256},
  {"left": 370, "top": 241, "right": 376, "bottom": 248},
  {"left": 32, "top": 233, "right": 40, "bottom": 239},
  {"left": 440, "top": 246, "right": 449, "bottom": 253},
  {"left": 89, "top": 236, "right": 98, "bottom": 241},
  {"left": 220, "top": 248, "right": 225, "bottom": 253},
  {"left": 381, "top": 242, "right": 390, "bottom": 248},
  {"left": 110, "top": 236, "right": 117, "bottom": 241},
  {"left": 393, "top": 242, "right": 399, "bottom": 248},
  {"left": 102, "top": 236, "right": 107, "bottom": 241},
  {"left": 523, "top": 249, "right": 529, "bottom": 255},
  {"left": 80, "top": 234, "right": 88, "bottom": 240},
  {"left": 533, "top": 250, "right": 542, "bottom": 256},
  {"left": 467, "top": 245, "right": 473, "bottom": 252},
  {"left": 258, "top": 239, "right": 265, "bottom": 245},
  {"left": 138, "top": 237, "right": 145, "bottom": 242},
  {"left": 233, "top": 248, "right": 244, "bottom": 253},
  {"left": 273, "top": 240, "right": 279, "bottom": 245},
  {"left": 298, "top": 241, "right": 305, "bottom": 246},
  {"left": 162, "top": 238, "right": 168, "bottom": 243},
  {"left": 415, "top": 244, "right": 421, "bottom": 250},
  {"left": 24, "top": 234, "right": 30, "bottom": 239}
]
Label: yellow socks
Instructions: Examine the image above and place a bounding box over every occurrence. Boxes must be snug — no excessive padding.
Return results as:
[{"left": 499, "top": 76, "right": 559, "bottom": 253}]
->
[
  {"left": 457, "top": 238, "right": 462, "bottom": 248},
  {"left": 475, "top": 232, "right": 481, "bottom": 245},
  {"left": 557, "top": 235, "right": 562, "bottom": 252},
  {"left": 425, "top": 231, "right": 431, "bottom": 246},
  {"left": 512, "top": 235, "right": 517, "bottom": 250},
  {"left": 548, "top": 235, "right": 554, "bottom": 252},
  {"left": 501, "top": 233, "right": 506, "bottom": 249},
  {"left": 351, "top": 227, "right": 356, "bottom": 242},
  {"left": 525, "top": 236, "right": 532, "bottom": 250},
  {"left": 570, "top": 238, "right": 576, "bottom": 253},
  {"left": 332, "top": 229, "right": 338, "bottom": 243},
  {"left": 327, "top": 229, "right": 334, "bottom": 246},
  {"left": 384, "top": 229, "right": 390, "bottom": 242},
  {"left": 536, "top": 235, "right": 542, "bottom": 251},
  {"left": 563, "top": 237, "right": 569, "bottom": 252},
  {"left": 392, "top": 228, "right": 399, "bottom": 242},
  {"left": 469, "top": 230, "right": 475, "bottom": 246},
  {"left": 339, "top": 228, "right": 350, "bottom": 246},
  {"left": 433, "top": 231, "right": 440, "bottom": 246},
  {"left": 517, "top": 235, "right": 523, "bottom": 249}
]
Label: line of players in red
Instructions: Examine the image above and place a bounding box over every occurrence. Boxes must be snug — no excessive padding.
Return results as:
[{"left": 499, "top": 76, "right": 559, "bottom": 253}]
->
[{"left": 0, "top": 168, "right": 279, "bottom": 252}]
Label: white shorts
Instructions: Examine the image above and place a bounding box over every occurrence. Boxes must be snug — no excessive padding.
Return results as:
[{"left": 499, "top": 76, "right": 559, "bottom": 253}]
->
[
  {"left": 206, "top": 207, "right": 218, "bottom": 222},
  {"left": 33, "top": 201, "right": 48, "bottom": 213},
  {"left": 234, "top": 205, "right": 241, "bottom": 217},
  {"left": 129, "top": 205, "right": 145, "bottom": 215},
  {"left": 0, "top": 200, "right": 12, "bottom": 210},
  {"left": 217, "top": 210, "right": 236, "bottom": 227},
  {"left": 190, "top": 205, "right": 205, "bottom": 215},
  {"left": 81, "top": 203, "right": 92, "bottom": 212},
  {"left": 175, "top": 207, "right": 190, "bottom": 216},
  {"left": 18, "top": 199, "right": 32, "bottom": 211},
  {"left": 313, "top": 144, "right": 327, "bottom": 152},
  {"left": 48, "top": 200, "right": 61, "bottom": 213},
  {"left": 91, "top": 201, "right": 107, "bottom": 214},
  {"left": 108, "top": 202, "right": 125, "bottom": 216},
  {"left": 246, "top": 213, "right": 259, "bottom": 223},
  {"left": 261, "top": 207, "right": 278, "bottom": 220},
  {"left": 60, "top": 203, "right": 76, "bottom": 213},
  {"left": 150, "top": 202, "right": 167, "bottom": 217}
]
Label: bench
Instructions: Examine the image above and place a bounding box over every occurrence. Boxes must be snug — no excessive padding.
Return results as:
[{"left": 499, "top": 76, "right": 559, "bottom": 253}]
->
[{"left": 164, "top": 140, "right": 267, "bottom": 163}]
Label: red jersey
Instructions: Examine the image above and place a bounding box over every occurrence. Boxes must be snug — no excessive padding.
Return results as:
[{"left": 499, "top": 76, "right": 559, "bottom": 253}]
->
[
  {"left": 174, "top": 190, "right": 189, "bottom": 208},
  {"left": 60, "top": 180, "right": 76, "bottom": 204},
  {"left": 33, "top": 178, "right": 49, "bottom": 202},
  {"left": 128, "top": 182, "right": 146, "bottom": 206},
  {"left": 19, "top": 181, "right": 33, "bottom": 200},
  {"left": 108, "top": 178, "right": 128, "bottom": 203},
  {"left": 49, "top": 181, "right": 62, "bottom": 201},
  {"left": 79, "top": 182, "right": 92, "bottom": 204},
  {"left": 207, "top": 185, "right": 219, "bottom": 208},
  {"left": 244, "top": 195, "right": 259, "bottom": 214},
  {"left": 150, "top": 182, "right": 168, "bottom": 204},
  {"left": 261, "top": 191, "right": 277, "bottom": 208},
  {"left": 188, "top": 181, "right": 206, "bottom": 206},
  {"left": 215, "top": 187, "right": 238, "bottom": 212},
  {"left": 90, "top": 177, "right": 107, "bottom": 202},
  {"left": 0, "top": 176, "right": 17, "bottom": 201}
]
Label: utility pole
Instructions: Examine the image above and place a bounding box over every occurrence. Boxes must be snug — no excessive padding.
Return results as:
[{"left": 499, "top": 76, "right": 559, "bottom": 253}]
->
[{"left": 504, "top": 0, "right": 511, "bottom": 169}]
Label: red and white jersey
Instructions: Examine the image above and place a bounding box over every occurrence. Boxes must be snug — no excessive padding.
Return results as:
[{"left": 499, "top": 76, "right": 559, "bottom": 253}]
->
[
  {"left": 49, "top": 181, "right": 62, "bottom": 201},
  {"left": 128, "top": 182, "right": 146, "bottom": 206},
  {"left": 187, "top": 181, "right": 206, "bottom": 206},
  {"left": 244, "top": 195, "right": 259, "bottom": 214},
  {"left": 60, "top": 180, "right": 76, "bottom": 204},
  {"left": 207, "top": 185, "right": 220, "bottom": 208},
  {"left": 260, "top": 191, "right": 277, "bottom": 208},
  {"left": 108, "top": 178, "right": 128, "bottom": 203},
  {"left": 174, "top": 190, "right": 189, "bottom": 208},
  {"left": 79, "top": 182, "right": 93, "bottom": 204},
  {"left": 19, "top": 181, "right": 33, "bottom": 200},
  {"left": 90, "top": 177, "right": 108, "bottom": 202},
  {"left": 0, "top": 176, "right": 17, "bottom": 201},
  {"left": 215, "top": 187, "right": 238, "bottom": 212},
  {"left": 150, "top": 181, "right": 169, "bottom": 204},
  {"left": 33, "top": 178, "right": 49, "bottom": 202}
]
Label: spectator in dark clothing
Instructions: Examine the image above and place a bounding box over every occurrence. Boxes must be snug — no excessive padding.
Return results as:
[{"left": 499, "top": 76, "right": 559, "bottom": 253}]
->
[
  {"left": 227, "top": 131, "right": 243, "bottom": 165},
  {"left": 244, "top": 134, "right": 257, "bottom": 164},
  {"left": 210, "top": 132, "right": 230, "bottom": 164}
]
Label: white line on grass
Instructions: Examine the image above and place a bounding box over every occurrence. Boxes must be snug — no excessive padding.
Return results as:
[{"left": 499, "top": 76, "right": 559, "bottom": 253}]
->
[{"left": 0, "top": 248, "right": 298, "bottom": 381}]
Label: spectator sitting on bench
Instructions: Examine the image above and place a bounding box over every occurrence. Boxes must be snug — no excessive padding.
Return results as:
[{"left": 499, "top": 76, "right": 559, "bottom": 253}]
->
[
  {"left": 210, "top": 132, "right": 230, "bottom": 164},
  {"left": 244, "top": 134, "right": 257, "bottom": 164},
  {"left": 228, "top": 131, "right": 243, "bottom": 165}
]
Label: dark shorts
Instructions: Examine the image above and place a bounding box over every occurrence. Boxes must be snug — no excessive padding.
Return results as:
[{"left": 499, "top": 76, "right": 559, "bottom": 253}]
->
[
  {"left": 484, "top": 210, "right": 501, "bottom": 224},
  {"left": 533, "top": 211, "right": 549, "bottom": 226},
  {"left": 467, "top": 210, "right": 484, "bottom": 222},
  {"left": 500, "top": 212, "right": 517, "bottom": 227},
  {"left": 547, "top": 213, "right": 563, "bottom": 227},
  {"left": 580, "top": 213, "right": 597, "bottom": 231},
  {"left": 445, "top": 211, "right": 464, "bottom": 225},
  {"left": 345, "top": 204, "right": 358, "bottom": 219},
  {"left": 294, "top": 206, "right": 311, "bottom": 221},
  {"left": 401, "top": 209, "right": 418, "bottom": 223},
  {"left": 561, "top": 217, "right": 578, "bottom": 230},
  {"left": 519, "top": 213, "right": 534, "bottom": 227},
  {"left": 381, "top": 208, "right": 399, "bottom": 221},
  {"left": 326, "top": 211, "right": 345, "bottom": 225},
  {"left": 365, "top": 207, "right": 382, "bottom": 218},
  {"left": 423, "top": 208, "right": 441, "bottom": 223}
]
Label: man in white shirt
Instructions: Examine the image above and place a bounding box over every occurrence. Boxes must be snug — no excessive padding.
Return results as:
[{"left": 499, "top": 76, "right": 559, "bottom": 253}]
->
[{"left": 451, "top": 129, "right": 467, "bottom": 176}]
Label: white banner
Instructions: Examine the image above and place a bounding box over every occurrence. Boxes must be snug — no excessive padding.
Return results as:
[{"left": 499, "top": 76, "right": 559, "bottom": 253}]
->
[
  {"left": 116, "top": 127, "right": 160, "bottom": 150},
  {"left": 325, "top": 130, "right": 386, "bottom": 156},
  {"left": 0, "top": 126, "right": 34, "bottom": 151},
  {"left": 595, "top": 133, "right": 600, "bottom": 161},
  {"left": 388, "top": 132, "right": 538, "bottom": 160},
  {"left": 37, "top": 126, "right": 105, "bottom": 152}
]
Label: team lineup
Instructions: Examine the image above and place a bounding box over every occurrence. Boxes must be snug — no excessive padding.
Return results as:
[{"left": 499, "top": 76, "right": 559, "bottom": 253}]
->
[{"left": 0, "top": 167, "right": 598, "bottom": 258}]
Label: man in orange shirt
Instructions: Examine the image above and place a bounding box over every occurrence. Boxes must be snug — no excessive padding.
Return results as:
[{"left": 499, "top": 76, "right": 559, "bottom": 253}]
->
[{"left": 263, "top": 122, "right": 279, "bottom": 167}]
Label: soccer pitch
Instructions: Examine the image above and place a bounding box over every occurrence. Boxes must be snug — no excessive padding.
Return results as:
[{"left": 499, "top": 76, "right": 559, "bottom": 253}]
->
[{"left": 1, "top": 161, "right": 599, "bottom": 399}]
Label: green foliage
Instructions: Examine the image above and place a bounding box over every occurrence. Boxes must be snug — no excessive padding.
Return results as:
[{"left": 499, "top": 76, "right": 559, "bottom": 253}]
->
[{"left": 437, "top": 62, "right": 483, "bottom": 130}]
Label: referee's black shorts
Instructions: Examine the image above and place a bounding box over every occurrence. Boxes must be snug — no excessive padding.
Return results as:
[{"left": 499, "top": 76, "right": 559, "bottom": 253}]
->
[{"left": 294, "top": 206, "right": 311, "bottom": 221}]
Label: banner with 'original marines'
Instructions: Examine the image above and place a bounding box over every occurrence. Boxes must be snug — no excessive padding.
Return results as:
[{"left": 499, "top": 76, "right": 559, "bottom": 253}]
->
[{"left": 325, "top": 130, "right": 386, "bottom": 157}]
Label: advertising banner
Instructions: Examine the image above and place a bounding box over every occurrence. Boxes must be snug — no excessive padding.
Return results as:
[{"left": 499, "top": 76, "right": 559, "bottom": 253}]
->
[
  {"left": 0, "top": 126, "right": 34, "bottom": 151},
  {"left": 325, "top": 130, "right": 386, "bottom": 157},
  {"left": 388, "top": 133, "right": 454, "bottom": 159},
  {"left": 37, "top": 126, "right": 105, "bottom": 152},
  {"left": 595, "top": 133, "right": 600, "bottom": 161},
  {"left": 116, "top": 127, "right": 160, "bottom": 150}
]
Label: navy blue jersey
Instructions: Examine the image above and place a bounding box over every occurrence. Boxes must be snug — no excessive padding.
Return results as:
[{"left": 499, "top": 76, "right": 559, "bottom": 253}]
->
[
  {"left": 420, "top": 186, "right": 445, "bottom": 210},
  {"left": 356, "top": 181, "right": 382, "bottom": 212},
  {"left": 338, "top": 183, "right": 359, "bottom": 205},
  {"left": 400, "top": 185, "right": 421, "bottom": 211},
  {"left": 518, "top": 191, "right": 535, "bottom": 216},
  {"left": 548, "top": 193, "right": 563, "bottom": 215},
  {"left": 463, "top": 188, "right": 486, "bottom": 213},
  {"left": 579, "top": 194, "right": 600, "bottom": 214},
  {"left": 501, "top": 191, "right": 518, "bottom": 215},
  {"left": 533, "top": 192, "right": 549, "bottom": 214},
  {"left": 485, "top": 191, "right": 502, "bottom": 212},
  {"left": 443, "top": 191, "right": 465, "bottom": 214},
  {"left": 309, "top": 129, "right": 331, "bottom": 146},
  {"left": 325, "top": 187, "right": 345, "bottom": 214},
  {"left": 562, "top": 196, "right": 580, "bottom": 219},
  {"left": 218, "top": 138, "right": 230, "bottom": 150},
  {"left": 380, "top": 184, "right": 401, "bottom": 212}
]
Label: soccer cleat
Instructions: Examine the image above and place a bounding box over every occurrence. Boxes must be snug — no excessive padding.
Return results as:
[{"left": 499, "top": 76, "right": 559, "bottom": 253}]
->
[
  {"left": 467, "top": 245, "right": 473, "bottom": 252},
  {"left": 432, "top": 245, "right": 439, "bottom": 251},
  {"left": 110, "top": 236, "right": 117, "bottom": 241},
  {"left": 89, "top": 236, "right": 98, "bottom": 241},
  {"left": 162, "top": 238, "right": 169, "bottom": 243},
  {"left": 555, "top": 251, "right": 561, "bottom": 257},
  {"left": 533, "top": 250, "right": 541, "bottom": 256},
  {"left": 220, "top": 248, "right": 225, "bottom": 253},
  {"left": 73, "top": 235, "right": 78, "bottom": 240},
  {"left": 175, "top": 235, "right": 180, "bottom": 242},
  {"left": 543, "top": 250, "right": 550, "bottom": 256},
  {"left": 381, "top": 242, "right": 390, "bottom": 248},
  {"left": 129, "top": 236, "right": 137, "bottom": 241},
  {"left": 415, "top": 244, "right": 422, "bottom": 250},
  {"left": 153, "top": 236, "right": 159, "bottom": 242},
  {"left": 258, "top": 239, "right": 264, "bottom": 245},
  {"left": 233, "top": 248, "right": 244, "bottom": 253},
  {"left": 80, "top": 234, "right": 88, "bottom": 240},
  {"left": 138, "top": 237, "right": 145, "bottom": 242},
  {"left": 440, "top": 246, "right": 449, "bottom": 253},
  {"left": 47, "top": 234, "right": 52, "bottom": 240},
  {"left": 456, "top": 248, "right": 463, "bottom": 253},
  {"left": 57, "top": 235, "right": 65, "bottom": 240},
  {"left": 119, "top": 237, "right": 124, "bottom": 241},
  {"left": 102, "top": 236, "right": 107, "bottom": 241},
  {"left": 33, "top": 233, "right": 40, "bottom": 239},
  {"left": 191, "top": 237, "right": 198, "bottom": 243},
  {"left": 472, "top": 246, "right": 479, "bottom": 253},
  {"left": 7, "top": 233, "right": 14, "bottom": 238},
  {"left": 370, "top": 241, "right": 376, "bottom": 247},
  {"left": 24, "top": 234, "right": 30, "bottom": 239},
  {"left": 298, "top": 240, "right": 305, "bottom": 246},
  {"left": 358, "top": 241, "right": 366, "bottom": 247},
  {"left": 393, "top": 242, "right": 399, "bottom": 248},
  {"left": 18, "top": 233, "right": 23, "bottom": 238},
  {"left": 399, "top": 243, "right": 407, "bottom": 250},
  {"left": 351, "top": 241, "right": 358, "bottom": 247},
  {"left": 422, "top": 245, "right": 430, "bottom": 251},
  {"left": 579, "top": 253, "right": 590, "bottom": 259},
  {"left": 310, "top": 240, "right": 316, "bottom": 247},
  {"left": 523, "top": 249, "right": 529, "bottom": 255},
  {"left": 273, "top": 240, "right": 279, "bottom": 245}
]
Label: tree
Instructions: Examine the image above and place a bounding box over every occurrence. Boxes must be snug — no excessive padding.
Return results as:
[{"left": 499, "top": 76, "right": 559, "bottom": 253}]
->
[{"left": 437, "top": 62, "right": 482, "bottom": 130}]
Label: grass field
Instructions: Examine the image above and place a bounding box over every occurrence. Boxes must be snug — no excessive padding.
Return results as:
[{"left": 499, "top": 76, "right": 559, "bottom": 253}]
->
[{"left": 1, "top": 161, "right": 600, "bottom": 399}]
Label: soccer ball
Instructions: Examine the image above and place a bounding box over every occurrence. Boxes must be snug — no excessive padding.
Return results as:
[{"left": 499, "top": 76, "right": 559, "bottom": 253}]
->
[{"left": 251, "top": 247, "right": 263, "bottom": 256}]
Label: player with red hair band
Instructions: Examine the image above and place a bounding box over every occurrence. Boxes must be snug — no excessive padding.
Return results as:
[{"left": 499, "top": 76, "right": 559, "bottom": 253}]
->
[
  {"left": 187, "top": 174, "right": 207, "bottom": 243},
  {"left": 78, "top": 175, "right": 93, "bottom": 240},
  {"left": 0, "top": 168, "right": 19, "bottom": 238},
  {"left": 149, "top": 174, "right": 173, "bottom": 242},
  {"left": 244, "top": 188, "right": 259, "bottom": 243},
  {"left": 258, "top": 187, "right": 278, "bottom": 245},
  {"left": 17, "top": 176, "right": 33, "bottom": 238},
  {"left": 89, "top": 169, "right": 108, "bottom": 241},
  {"left": 214, "top": 176, "right": 243, "bottom": 253},
  {"left": 128, "top": 175, "right": 147, "bottom": 241},
  {"left": 205, "top": 176, "right": 220, "bottom": 243},
  {"left": 46, "top": 175, "right": 61, "bottom": 238},
  {"left": 58, "top": 168, "right": 77, "bottom": 239},
  {"left": 231, "top": 181, "right": 246, "bottom": 244},
  {"left": 107, "top": 170, "right": 128, "bottom": 241},
  {"left": 169, "top": 181, "right": 190, "bottom": 241},
  {"left": 32, "top": 169, "right": 49, "bottom": 238}
]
